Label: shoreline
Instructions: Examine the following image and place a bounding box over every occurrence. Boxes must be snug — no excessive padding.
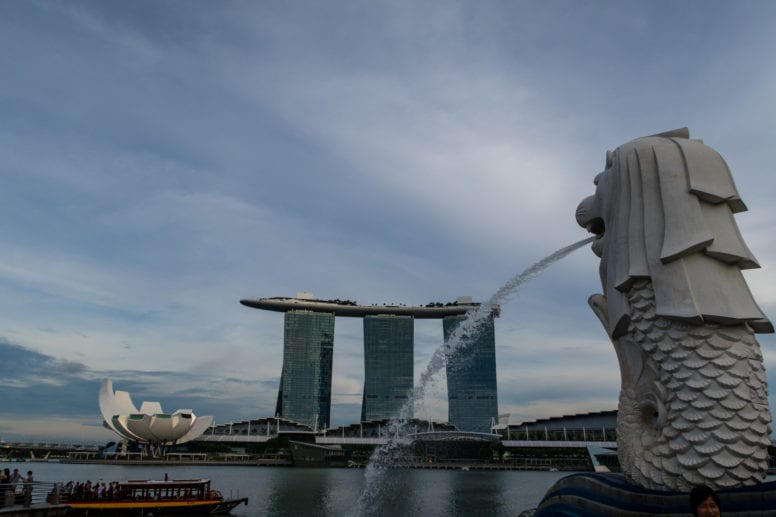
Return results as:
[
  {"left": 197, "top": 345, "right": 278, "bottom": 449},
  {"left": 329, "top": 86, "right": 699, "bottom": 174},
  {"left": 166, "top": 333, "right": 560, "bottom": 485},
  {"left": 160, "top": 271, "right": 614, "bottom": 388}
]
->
[{"left": 55, "top": 458, "right": 581, "bottom": 471}]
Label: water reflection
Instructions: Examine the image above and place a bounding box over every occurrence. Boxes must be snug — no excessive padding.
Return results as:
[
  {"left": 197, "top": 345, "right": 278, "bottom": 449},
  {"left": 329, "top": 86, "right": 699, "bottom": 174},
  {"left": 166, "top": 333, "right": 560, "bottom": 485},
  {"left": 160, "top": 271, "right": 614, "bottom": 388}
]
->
[{"left": 265, "top": 468, "right": 337, "bottom": 514}]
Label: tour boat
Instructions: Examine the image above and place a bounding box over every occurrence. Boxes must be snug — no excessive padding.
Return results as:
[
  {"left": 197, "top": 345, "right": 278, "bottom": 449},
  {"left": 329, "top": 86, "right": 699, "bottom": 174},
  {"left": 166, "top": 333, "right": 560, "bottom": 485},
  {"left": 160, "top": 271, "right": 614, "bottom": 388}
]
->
[{"left": 61, "top": 478, "right": 248, "bottom": 515}]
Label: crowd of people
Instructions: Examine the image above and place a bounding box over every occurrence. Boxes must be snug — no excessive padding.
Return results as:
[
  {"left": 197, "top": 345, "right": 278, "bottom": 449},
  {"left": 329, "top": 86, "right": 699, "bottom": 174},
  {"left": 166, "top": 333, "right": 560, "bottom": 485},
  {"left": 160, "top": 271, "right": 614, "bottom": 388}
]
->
[
  {"left": 0, "top": 468, "right": 34, "bottom": 506},
  {"left": 60, "top": 479, "right": 123, "bottom": 501},
  {"left": 58, "top": 478, "right": 212, "bottom": 503}
]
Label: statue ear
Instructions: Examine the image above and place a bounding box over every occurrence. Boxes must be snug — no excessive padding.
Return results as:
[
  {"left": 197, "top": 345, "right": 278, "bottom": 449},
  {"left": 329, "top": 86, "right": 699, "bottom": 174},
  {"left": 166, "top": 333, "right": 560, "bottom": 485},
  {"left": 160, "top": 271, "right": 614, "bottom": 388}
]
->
[{"left": 649, "top": 127, "right": 690, "bottom": 139}]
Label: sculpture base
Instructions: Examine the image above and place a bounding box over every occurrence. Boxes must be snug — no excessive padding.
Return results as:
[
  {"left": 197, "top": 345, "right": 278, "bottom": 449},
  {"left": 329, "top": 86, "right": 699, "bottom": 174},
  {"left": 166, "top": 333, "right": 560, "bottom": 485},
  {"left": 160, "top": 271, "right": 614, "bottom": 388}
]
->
[{"left": 532, "top": 473, "right": 776, "bottom": 516}]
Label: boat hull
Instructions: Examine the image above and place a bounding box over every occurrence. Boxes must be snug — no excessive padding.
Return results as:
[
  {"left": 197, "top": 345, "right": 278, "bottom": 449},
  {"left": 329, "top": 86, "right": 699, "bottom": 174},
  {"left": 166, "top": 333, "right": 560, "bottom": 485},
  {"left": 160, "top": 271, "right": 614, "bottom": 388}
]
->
[{"left": 66, "top": 497, "right": 248, "bottom": 515}]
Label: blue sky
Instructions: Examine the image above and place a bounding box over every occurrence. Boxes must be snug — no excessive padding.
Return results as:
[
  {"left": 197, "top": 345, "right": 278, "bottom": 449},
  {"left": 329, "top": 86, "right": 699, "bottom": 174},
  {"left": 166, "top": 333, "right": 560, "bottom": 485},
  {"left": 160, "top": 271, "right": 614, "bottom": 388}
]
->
[{"left": 2, "top": 1, "right": 776, "bottom": 442}]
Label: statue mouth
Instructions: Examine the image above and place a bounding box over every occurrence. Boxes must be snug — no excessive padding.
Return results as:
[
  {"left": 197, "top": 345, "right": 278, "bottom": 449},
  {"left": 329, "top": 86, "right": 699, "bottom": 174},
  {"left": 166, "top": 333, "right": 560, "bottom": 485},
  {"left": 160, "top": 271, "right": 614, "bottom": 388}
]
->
[
  {"left": 585, "top": 217, "right": 605, "bottom": 257},
  {"left": 576, "top": 195, "right": 604, "bottom": 256},
  {"left": 586, "top": 217, "right": 604, "bottom": 236}
]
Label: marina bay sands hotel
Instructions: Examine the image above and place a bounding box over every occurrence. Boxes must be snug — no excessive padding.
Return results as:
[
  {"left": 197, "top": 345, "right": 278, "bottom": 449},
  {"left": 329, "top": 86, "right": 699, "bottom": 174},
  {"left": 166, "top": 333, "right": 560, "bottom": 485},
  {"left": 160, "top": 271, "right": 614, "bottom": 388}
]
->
[{"left": 240, "top": 294, "right": 500, "bottom": 433}]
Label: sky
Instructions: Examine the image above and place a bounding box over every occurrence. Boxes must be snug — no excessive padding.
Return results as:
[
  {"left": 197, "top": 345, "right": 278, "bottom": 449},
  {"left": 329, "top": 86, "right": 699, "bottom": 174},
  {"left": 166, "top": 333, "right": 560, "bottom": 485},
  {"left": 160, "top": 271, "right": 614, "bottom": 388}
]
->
[{"left": 1, "top": 1, "right": 776, "bottom": 443}]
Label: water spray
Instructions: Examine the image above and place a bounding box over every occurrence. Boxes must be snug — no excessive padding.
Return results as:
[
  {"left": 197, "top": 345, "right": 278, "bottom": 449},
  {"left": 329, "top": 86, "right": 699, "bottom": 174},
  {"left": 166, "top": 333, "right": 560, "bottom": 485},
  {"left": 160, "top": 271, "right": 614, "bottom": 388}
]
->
[{"left": 353, "top": 236, "right": 595, "bottom": 515}]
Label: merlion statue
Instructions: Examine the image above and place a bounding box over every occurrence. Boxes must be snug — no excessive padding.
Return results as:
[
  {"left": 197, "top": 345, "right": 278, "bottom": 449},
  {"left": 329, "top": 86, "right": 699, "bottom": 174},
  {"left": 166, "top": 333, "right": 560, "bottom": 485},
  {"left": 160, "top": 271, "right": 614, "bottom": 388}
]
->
[{"left": 576, "top": 128, "right": 773, "bottom": 492}]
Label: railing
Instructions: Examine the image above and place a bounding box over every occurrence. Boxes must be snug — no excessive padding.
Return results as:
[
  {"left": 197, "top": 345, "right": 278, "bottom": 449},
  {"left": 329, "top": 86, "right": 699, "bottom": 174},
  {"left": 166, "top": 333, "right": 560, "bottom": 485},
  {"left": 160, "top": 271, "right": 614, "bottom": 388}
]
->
[
  {"left": 500, "top": 427, "right": 617, "bottom": 442},
  {"left": 0, "top": 481, "right": 64, "bottom": 508}
]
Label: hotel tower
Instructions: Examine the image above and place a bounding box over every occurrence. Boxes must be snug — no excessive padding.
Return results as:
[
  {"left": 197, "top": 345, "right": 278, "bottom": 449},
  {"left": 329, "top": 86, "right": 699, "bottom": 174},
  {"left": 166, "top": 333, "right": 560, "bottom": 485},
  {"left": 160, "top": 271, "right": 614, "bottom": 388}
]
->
[{"left": 242, "top": 294, "right": 499, "bottom": 433}]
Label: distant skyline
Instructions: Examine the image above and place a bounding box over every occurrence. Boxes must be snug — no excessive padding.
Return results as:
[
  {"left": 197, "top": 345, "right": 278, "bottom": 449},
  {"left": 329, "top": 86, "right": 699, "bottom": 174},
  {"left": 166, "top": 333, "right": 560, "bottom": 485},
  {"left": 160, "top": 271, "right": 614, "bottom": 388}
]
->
[{"left": 2, "top": 1, "right": 776, "bottom": 442}]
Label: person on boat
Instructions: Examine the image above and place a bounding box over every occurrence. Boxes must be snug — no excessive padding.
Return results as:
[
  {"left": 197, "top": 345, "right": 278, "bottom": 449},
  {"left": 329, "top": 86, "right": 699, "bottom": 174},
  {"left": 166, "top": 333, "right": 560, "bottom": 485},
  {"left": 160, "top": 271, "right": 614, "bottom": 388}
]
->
[{"left": 690, "top": 485, "right": 721, "bottom": 517}]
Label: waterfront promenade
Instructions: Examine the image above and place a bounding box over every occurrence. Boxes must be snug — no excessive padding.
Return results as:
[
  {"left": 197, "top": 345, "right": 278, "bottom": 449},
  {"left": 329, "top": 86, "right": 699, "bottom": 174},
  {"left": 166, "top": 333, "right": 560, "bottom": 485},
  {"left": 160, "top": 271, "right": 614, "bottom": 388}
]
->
[
  {"left": 55, "top": 452, "right": 590, "bottom": 471},
  {"left": 60, "top": 455, "right": 293, "bottom": 467},
  {"left": 0, "top": 481, "right": 69, "bottom": 517},
  {"left": 4, "top": 439, "right": 603, "bottom": 472}
]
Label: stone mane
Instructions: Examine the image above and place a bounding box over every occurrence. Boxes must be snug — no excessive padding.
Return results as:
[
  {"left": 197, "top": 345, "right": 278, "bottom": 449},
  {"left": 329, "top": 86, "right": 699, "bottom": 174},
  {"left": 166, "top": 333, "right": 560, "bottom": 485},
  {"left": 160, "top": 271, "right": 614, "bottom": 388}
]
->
[{"left": 576, "top": 128, "right": 772, "bottom": 338}]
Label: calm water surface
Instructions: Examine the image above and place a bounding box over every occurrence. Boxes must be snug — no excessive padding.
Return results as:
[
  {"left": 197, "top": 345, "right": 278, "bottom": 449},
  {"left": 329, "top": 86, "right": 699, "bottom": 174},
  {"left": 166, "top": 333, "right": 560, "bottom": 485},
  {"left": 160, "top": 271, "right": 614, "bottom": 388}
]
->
[{"left": 20, "top": 462, "right": 571, "bottom": 516}]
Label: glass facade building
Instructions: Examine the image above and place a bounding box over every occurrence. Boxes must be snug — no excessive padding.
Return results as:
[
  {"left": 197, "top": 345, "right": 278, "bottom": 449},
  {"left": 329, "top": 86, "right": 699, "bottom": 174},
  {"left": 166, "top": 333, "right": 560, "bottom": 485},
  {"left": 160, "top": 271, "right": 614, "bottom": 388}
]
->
[
  {"left": 361, "top": 315, "right": 414, "bottom": 421},
  {"left": 443, "top": 315, "right": 498, "bottom": 433},
  {"left": 276, "top": 310, "right": 335, "bottom": 430}
]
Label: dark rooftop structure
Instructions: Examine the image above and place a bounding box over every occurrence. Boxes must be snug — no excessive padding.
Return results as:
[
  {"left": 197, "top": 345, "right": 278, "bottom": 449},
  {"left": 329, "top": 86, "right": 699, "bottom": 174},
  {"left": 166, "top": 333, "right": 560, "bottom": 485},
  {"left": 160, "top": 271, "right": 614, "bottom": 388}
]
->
[{"left": 239, "top": 296, "right": 500, "bottom": 318}]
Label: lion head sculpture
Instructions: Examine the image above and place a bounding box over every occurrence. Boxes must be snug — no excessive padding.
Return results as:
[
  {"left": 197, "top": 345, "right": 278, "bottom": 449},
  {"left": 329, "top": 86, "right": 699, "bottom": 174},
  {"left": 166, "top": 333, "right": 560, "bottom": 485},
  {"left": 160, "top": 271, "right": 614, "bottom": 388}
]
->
[
  {"left": 576, "top": 128, "right": 773, "bottom": 491},
  {"left": 576, "top": 127, "right": 772, "bottom": 338}
]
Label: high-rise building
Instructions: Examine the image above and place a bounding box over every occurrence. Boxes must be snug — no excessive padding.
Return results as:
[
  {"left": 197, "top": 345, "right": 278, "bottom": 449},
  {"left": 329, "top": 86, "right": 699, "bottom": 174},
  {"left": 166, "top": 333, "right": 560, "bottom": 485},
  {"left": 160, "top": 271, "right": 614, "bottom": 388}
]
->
[
  {"left": 443, "top": 315, "right": 498, "bottom": 433},
  {"left": 361, "top": 315, "right": 414, "bottom": 421},
  {"left": 276, "top": 310, "right": 335, "bottom": 430},
  {"left": 242, "top": 294, "right": 497, "bottom": 431}
]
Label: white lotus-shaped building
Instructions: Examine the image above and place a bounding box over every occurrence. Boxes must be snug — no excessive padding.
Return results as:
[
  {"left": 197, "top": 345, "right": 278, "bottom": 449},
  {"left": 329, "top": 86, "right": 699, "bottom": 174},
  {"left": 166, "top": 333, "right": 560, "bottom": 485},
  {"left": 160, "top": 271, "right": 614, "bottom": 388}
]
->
[{"left": 99, "top": 379, "right": 213, "bottom": 446}]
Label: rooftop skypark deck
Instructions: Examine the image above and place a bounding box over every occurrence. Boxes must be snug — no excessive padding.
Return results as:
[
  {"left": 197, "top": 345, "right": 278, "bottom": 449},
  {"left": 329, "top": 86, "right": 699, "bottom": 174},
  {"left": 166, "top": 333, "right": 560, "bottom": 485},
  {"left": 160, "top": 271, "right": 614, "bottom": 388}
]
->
[{"left": 239, "top": 296, "right": 500, "bottom": 318}]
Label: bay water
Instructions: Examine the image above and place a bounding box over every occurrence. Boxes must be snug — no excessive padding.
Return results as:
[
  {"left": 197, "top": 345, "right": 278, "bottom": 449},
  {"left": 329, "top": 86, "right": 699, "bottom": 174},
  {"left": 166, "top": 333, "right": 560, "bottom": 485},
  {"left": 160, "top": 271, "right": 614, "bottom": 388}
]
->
[{"left": 19, "top": 462, "right": 570, "bottom": 516}]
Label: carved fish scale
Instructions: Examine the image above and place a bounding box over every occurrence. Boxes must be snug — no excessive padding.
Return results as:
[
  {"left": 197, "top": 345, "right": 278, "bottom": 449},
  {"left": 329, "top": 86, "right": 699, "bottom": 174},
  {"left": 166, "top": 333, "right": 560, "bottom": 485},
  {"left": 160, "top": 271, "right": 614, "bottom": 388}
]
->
[{"left": 618, "top": 279, "right": 771, "bottom": 491}]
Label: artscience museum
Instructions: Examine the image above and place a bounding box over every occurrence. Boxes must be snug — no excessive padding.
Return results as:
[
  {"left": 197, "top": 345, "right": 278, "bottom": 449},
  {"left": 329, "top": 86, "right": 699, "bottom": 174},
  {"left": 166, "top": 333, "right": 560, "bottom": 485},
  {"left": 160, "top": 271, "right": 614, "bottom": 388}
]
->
[{"left": 98, "top": 378, "right": 213, "bottom": 455}]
